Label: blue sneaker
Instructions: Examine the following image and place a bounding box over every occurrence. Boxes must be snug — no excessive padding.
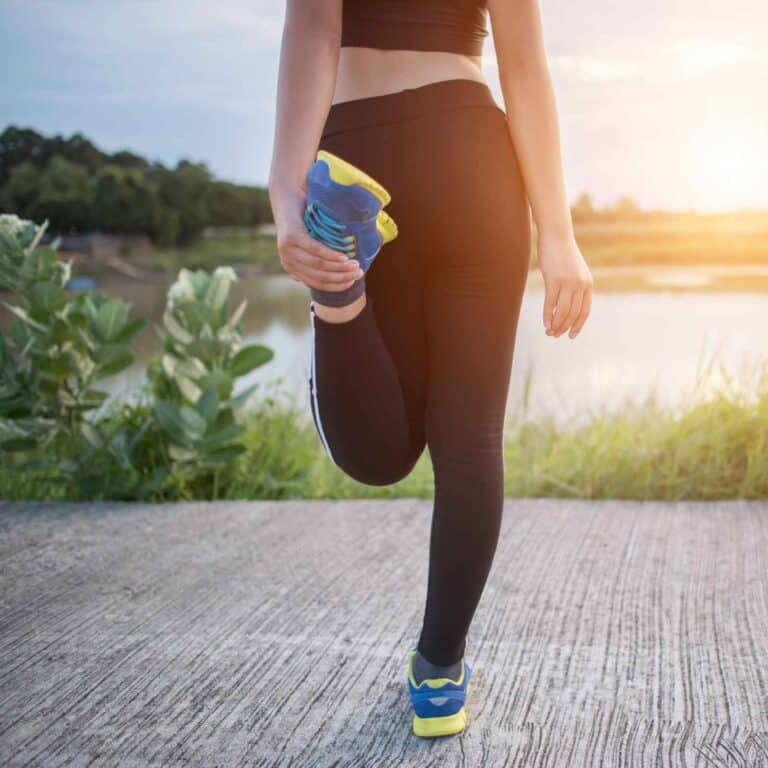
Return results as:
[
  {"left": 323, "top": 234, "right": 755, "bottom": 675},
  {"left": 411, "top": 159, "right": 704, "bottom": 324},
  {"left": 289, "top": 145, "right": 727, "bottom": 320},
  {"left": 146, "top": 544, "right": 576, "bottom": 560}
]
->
[
  {"left": 406, "top": 647, "right": 472, "bottom": 738},
  {"left": 304, "top": 149, "right": 398, "bottom": 272}
]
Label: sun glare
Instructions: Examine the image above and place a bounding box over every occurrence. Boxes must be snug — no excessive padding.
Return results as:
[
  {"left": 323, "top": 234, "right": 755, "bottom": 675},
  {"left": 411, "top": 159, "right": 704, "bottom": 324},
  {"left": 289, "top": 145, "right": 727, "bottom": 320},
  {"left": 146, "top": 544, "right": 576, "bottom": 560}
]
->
[
  {"left": 714, "top": 144, "right": 751, "bottom": 182},
  {"left": 684, "top": 130, "right": 766, "bottom": 211}
]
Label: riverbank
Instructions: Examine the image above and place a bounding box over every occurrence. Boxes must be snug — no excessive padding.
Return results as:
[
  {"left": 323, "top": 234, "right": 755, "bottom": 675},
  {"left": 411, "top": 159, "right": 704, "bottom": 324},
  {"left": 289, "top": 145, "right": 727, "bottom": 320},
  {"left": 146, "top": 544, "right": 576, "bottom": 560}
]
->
[
  {"left": 57, "top": 211, "right": 768, "bottom": 282},
  {"left": 2, "top": 370, "right": 765, "bottom": 502}
]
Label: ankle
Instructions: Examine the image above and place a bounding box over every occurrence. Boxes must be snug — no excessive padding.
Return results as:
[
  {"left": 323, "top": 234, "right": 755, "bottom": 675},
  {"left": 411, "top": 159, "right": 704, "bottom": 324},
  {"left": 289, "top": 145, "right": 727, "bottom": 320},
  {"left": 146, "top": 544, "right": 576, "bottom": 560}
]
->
[
  {"left": 412, "top": 647, "right": 464, "bottom": 685},
  {"left": 312, "top": 292, "right": 367, "bottom": 324}
]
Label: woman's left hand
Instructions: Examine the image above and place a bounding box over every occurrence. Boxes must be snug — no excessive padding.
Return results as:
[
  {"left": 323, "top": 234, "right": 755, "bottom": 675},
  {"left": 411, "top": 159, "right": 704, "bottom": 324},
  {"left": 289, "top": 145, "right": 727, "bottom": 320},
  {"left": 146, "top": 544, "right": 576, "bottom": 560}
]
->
[{"left": 537, "top": 230, "right": 593, "bottom": 339}]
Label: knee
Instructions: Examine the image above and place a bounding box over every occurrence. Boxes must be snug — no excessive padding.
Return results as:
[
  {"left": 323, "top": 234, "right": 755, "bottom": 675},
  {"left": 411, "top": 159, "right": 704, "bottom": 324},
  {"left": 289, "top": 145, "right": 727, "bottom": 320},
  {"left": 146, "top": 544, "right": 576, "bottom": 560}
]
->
[{"left": 331, "top": 448, "right": 420, "bottom": 486}]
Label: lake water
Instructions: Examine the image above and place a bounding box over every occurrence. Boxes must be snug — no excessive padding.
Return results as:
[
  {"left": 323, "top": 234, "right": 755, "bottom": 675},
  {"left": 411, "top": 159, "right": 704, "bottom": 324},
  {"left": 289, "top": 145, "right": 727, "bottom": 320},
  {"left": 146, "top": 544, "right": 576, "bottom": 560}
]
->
[{"left": 3, "top": 266, "right": 766, "bottom": 425}]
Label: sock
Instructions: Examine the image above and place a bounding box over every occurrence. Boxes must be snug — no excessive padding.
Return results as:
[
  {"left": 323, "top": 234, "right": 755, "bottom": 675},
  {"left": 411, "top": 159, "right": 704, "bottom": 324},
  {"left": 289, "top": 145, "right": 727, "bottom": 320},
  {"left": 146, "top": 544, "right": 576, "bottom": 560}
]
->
[
  {"left": 310, "top": 273, "right": 366, "bottom": 308},
  {"left": 412, "top": 648, "right": 464, "bottom": 686}
]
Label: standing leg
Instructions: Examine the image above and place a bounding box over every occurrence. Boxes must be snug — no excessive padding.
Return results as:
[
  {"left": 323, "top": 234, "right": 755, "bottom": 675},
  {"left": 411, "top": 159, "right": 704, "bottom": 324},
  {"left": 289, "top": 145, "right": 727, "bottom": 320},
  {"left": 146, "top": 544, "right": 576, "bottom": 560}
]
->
[
  {"left": 416, "top": 266, "right": 528, "bottom": 665},
  {"left": 415, "top": 107, "right": 532, "bottom": 667}
]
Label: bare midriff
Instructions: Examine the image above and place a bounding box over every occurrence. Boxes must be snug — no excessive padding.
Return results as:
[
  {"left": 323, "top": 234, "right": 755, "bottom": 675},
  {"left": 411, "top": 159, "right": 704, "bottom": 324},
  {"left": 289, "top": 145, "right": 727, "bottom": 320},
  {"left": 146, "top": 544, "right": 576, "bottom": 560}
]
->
[{"left": 332, "top": 47, "right": 487, "bottom": 105}]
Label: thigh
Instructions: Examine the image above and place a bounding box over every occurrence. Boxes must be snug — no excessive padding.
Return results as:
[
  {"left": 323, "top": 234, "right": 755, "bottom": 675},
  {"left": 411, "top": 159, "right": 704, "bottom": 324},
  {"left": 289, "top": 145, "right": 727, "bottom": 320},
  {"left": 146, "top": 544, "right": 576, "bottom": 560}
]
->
[{"left": 420, "top": 106, "right": 532, "bottom": 459}]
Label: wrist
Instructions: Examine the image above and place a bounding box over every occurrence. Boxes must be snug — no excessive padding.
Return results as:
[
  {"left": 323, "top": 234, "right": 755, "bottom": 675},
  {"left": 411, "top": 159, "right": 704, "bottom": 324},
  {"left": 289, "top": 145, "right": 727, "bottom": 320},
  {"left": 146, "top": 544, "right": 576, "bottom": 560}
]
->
[
  {"left": 536, "top": 222, "right": 575, "bottom": 245},
  {"left": 269, "top": 183, "right": 305, "bottom": 225}
]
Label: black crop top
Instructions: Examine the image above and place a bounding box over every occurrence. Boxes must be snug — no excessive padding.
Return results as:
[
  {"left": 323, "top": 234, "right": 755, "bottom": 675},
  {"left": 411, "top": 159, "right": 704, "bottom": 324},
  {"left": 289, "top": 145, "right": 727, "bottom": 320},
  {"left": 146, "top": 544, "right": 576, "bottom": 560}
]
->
[{"left": 341, "top": 1, "right": 489, "bottom": 57}]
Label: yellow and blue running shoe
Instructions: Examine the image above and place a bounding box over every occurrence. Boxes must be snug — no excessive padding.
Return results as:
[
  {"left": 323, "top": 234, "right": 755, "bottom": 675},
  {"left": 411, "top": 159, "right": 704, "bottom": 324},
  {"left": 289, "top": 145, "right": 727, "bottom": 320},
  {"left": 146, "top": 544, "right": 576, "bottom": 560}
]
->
[
  {"left": 406, "top": 647, "right": 472, "bottom": 738},
  {"left": 304, "top": 149, "right": 398, "bottom": 272}
]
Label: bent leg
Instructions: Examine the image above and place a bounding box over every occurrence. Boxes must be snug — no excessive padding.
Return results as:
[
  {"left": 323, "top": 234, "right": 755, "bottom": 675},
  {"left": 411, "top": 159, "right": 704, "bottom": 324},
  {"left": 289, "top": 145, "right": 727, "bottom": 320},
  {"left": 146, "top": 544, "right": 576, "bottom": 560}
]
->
[
  {"left": 309, "top": 295, "right": 424, "bottom": 485},
  {"left": 309, "top": 117, "right": 429, "bottom": 487}
]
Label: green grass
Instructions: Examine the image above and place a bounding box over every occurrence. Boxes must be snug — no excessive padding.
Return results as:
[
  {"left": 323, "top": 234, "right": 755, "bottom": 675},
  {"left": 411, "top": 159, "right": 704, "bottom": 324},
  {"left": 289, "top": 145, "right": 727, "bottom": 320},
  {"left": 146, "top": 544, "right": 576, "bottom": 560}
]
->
[
  {"left": 2, "top": 365, "right": 766, "bottom": 502},
  {"left": 151, "top": 231, "right": 280, "bottom": 273}
]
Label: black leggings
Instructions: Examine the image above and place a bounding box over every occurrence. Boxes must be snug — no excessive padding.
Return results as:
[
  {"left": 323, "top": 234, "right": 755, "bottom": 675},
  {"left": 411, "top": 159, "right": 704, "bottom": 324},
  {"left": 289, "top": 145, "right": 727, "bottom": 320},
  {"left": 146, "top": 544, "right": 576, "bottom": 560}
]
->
[{"left": 308, "top": 79, "right": 531, "bottom": 666}]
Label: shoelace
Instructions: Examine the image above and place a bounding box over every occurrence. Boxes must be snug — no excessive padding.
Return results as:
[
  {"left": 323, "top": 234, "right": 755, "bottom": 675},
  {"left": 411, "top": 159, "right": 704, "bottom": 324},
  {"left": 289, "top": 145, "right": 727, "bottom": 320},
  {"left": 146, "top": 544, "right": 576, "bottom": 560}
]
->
[{"left": 303, "top": 203, "right": 357, "bottom": 256}]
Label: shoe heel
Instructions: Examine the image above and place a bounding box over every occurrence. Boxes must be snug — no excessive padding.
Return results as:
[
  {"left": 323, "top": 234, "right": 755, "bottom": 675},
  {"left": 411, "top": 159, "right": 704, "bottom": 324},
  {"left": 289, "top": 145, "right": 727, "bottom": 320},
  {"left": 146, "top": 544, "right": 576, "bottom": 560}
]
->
[{"left": 412, "top": 707, "right": 467, "bottom": 738}]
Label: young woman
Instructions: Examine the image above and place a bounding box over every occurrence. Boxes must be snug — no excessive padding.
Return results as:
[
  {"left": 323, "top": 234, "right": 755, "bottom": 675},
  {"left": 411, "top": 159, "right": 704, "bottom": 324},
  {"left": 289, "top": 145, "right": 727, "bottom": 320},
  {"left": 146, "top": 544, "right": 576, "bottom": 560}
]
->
[{"left": 268, "top": 0, "right": 593, "bottom": 737}]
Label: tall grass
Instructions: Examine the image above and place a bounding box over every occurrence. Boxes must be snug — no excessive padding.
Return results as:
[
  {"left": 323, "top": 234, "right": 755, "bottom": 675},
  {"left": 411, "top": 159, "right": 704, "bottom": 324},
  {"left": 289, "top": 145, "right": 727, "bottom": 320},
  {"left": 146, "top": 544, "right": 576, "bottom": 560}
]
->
[
  {"left": 3, "top": 361, "right": 763, "bottom": 501},
  {"left": 502, "top": 356, "right": 768, "bottom": 499}
]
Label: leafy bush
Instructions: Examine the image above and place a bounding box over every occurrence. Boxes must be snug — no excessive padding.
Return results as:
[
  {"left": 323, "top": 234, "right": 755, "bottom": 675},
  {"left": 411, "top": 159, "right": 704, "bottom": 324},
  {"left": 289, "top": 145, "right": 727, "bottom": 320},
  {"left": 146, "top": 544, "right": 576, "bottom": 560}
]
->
[
  {"left": 0, "top": 215, "right": 275, "bottom": 500},
  {"left": 146, "top": 265, "right": 273, "bottom": 494},
  {"left": 0, "top": 214, "right": 145, "bottom": 479}
]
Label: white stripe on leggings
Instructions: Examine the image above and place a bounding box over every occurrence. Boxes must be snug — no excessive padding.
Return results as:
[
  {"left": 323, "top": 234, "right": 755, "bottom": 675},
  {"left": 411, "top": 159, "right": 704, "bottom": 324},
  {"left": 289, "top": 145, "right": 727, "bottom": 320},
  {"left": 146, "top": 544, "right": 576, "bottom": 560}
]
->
[{"left": 309, "top": 303, "right": 337, "bottom": 464}]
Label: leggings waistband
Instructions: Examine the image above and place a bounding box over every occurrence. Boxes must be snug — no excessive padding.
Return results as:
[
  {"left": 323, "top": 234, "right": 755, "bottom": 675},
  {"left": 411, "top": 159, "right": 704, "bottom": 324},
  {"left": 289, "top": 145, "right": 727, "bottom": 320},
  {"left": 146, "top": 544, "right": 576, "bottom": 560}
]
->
[{"left": 321, "top": 78, "right": 502, "bottom": 138}]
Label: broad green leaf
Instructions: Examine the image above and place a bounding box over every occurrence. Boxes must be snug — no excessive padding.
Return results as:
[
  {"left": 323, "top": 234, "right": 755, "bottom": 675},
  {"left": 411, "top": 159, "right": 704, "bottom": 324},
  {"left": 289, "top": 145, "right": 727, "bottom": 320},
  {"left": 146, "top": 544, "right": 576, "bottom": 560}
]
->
[
  {"left": 33, "top": 351, "right": 79, "bottom": 378},
  {"left": 187, "top": 338, "right": 223, "bottom": 364},
  {"left": 197, "top": 369, "right": 232, "bottom": 400},
  {"left": 179, "top": 405, "right": 207, "bottom": 438},
  {"left": 153, "top": 399, "right": 190, "bottom": 443},
  {"left": 199, "top": 422, "right": 245, "bottom": 450},
  {"left": 93, "top": 350, "right": 133, "bottom": 380},
  {"left": 200, "top": 443, "right": 246, "bottom": 464},
  {"left": 113, "top": 316, "right": 147, "bottom": 345},
  {"left": 230, "top": 344, "right": 273, "bottom": 377},
  {"left": 169, "top": 443, "right": 198, "bottom": 461},
  {"left": 27, "top": 282, "right": 68, "bottom": 314},
  {"left": 91, "top": 343, "right": 132, "bottom": 364},
  {"left": 93, "top": 299, "right": 130, "bottom": 342},
  {"left": 195, "top": 387, "right": 219, "bottom": 426},
  {"left": 228, "top": 381, "right": 259, "bottom": 411},
  {"left": 176, "top": 374, "right": 202, "bottom": 403}
]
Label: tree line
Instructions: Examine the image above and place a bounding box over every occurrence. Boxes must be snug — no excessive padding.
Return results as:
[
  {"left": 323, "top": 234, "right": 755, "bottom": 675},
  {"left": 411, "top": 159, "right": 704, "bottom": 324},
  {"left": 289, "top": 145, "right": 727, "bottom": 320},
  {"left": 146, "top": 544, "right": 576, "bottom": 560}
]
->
[{"left": 0, "top": 126, "right": 273, "bottom": 246}]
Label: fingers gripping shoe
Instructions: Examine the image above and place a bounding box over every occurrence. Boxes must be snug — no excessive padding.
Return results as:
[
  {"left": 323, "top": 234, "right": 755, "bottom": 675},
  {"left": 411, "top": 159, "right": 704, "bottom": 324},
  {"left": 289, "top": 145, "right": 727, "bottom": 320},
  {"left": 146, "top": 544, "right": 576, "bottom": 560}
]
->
[
  {"left": 406, "top": 647, "right": 472, "bottom": 738},
  {"left": 304, "top": 149, "right": 398, "bottom": 272}
]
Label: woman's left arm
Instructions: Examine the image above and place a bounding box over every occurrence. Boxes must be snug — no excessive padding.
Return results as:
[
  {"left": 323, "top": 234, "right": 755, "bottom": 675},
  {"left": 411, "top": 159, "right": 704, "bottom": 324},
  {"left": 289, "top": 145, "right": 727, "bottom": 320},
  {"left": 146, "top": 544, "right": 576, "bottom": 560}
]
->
[{"left": 488, "top": 0, "right": 593, "bottom": 339}]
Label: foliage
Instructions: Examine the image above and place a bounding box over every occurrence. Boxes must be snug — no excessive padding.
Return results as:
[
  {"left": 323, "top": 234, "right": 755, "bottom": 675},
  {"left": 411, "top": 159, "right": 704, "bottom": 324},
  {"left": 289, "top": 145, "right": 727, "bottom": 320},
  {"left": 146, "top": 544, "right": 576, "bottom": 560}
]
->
[
  {"left": 0, "top": 125, "right": 273, "bottom": 246},
  {"left": 0, "top": 215, "right": 276, "bottom": 500},
  {"left": 145, "top": 265, "right": 274, "bottom": 494},
  {"left": 0, "top": 214, "right": 146, "bottom": 486},
  {"left": 1, "top": 212, "right": 766, "bottom": 502}
]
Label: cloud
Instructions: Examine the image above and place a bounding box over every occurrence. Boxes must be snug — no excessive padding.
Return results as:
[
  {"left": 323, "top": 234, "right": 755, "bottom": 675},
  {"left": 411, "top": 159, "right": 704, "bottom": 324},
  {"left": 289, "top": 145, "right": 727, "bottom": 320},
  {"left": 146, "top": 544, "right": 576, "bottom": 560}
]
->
[
  {"left": 544, "top": 38, "right": 764, "bottom": 85},
  {"left": 550, "top": 55, "right": 642, "bottom": 82}
]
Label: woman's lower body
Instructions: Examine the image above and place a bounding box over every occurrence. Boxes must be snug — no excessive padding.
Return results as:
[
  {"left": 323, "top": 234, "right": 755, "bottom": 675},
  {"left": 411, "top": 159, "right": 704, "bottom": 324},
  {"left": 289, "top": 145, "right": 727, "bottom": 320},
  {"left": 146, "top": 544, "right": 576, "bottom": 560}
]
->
[{"left": 309, "top": 79, "right": 531, "bottom": 666}]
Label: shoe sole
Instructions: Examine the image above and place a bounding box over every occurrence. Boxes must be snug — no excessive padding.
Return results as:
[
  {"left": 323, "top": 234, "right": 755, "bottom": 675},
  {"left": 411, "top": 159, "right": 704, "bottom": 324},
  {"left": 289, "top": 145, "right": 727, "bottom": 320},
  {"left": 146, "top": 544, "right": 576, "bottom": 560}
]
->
[
  {"left": 411, "top": 682, "right": 471, "bottom": 738},
  {"left": 316, "top": 149, "right": 391, "bottom": 206}
]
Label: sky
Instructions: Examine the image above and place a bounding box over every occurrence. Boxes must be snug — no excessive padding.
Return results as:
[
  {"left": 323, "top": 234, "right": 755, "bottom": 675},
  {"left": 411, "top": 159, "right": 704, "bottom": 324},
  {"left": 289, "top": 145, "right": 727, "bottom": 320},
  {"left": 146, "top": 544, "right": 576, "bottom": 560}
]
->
[{"left": 2, "top": 0, "right": 767, "bottom": 212}]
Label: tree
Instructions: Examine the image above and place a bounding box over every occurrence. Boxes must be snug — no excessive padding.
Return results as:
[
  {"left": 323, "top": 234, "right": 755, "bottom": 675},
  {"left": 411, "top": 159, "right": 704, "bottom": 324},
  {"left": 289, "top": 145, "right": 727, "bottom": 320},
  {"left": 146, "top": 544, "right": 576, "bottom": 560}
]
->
[
  {"left": 89, "top": 165, "right": 157, "bottom": 234},
  {"left": 28, "top": 155, "right": 92, "bottom": 232},
  {"left": 0, "top": 126, "right": 273, "bottom": 242},
  {"left": 614, "top": 196, "right": 641, "bottom": 215},
  {"left": 0, "top": 161, "right": 39, "bottom": 216},
  {"left": 572, "top": 192, "right": 595, "bottom": 219},
  {"left": 152, "top": 160, "right": 212, "bottom": 243}
]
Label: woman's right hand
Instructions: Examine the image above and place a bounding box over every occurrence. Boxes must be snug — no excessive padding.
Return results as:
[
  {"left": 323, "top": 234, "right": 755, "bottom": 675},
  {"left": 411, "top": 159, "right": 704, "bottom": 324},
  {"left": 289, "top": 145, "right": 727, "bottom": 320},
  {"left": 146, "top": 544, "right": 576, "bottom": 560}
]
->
[{"left": 272, "top": 187, "right": 363, "bottom": 291}]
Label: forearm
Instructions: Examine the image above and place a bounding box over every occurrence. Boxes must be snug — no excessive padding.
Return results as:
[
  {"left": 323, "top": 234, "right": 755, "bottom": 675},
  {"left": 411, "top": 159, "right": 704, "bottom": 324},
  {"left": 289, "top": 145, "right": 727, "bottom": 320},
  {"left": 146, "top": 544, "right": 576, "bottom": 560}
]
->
[
  {"left": 499, "top": 60, "right": 574, "bottom": 241},
  {"left": 268, "top": 9, "right": 340, "bottom": 224}
]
